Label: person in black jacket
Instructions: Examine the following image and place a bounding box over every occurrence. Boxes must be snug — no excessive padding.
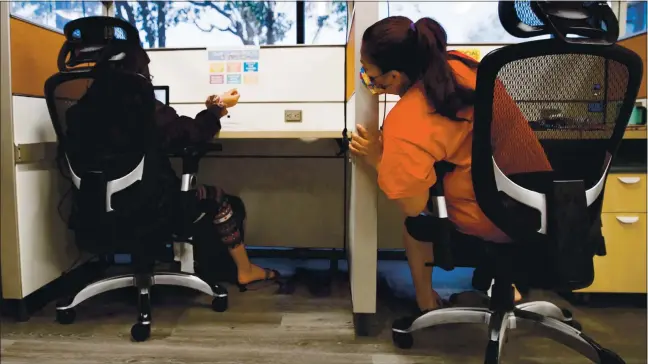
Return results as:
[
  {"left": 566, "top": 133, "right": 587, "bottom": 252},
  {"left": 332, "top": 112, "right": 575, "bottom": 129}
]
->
[{"left": 127, "top": 49, "right": 280, "bottom": 290}]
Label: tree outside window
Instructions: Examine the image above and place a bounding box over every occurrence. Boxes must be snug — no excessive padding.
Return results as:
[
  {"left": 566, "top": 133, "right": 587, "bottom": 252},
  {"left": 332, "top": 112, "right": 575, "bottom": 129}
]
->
[
  {"left": 305, "top": 1, "right": 347, "bottom": 45},
  {"left": 10, "top": 1, "right": 103, "bottom": 32},
  {"left": 114, "top": 1, "right": 347, "bottom": 48}
]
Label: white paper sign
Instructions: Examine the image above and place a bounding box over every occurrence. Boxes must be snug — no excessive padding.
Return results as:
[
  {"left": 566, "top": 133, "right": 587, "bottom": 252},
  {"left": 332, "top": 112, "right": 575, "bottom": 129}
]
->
[{"left": 207, "top": 46, "right": 260, "bottom": 87}]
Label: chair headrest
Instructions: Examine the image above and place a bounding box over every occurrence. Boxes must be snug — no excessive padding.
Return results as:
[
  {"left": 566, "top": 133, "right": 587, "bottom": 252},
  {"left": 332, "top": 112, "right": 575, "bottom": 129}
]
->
[
  {"left": 63, "top": 16, "right": 140, "bottom": 45},
  {"left": 58, "top": 16, "right": 146, "bottom": 72},
  {"left": 499, "top": 1, "right": 619, "bottom": 45}
]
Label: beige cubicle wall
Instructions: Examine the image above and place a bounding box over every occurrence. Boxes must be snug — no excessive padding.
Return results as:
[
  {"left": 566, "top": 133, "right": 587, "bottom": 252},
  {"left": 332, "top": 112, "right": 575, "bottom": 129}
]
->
[
  {"left": 0, "top": 3, "right": 20, "bottom": 300},
  {"left": 346, "top": 3, "right": 380, "bottom": 317},
  {"left": 147, "top": 45, "right": 347, "bottom": 249},
  {"left": 1, "top": 14, "right": 80, "bottom": 300}
]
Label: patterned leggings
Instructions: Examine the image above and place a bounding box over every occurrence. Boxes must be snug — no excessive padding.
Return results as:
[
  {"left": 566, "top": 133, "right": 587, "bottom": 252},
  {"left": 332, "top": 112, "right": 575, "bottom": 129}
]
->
[{"left": 195, "top": 185, "right": 246, "bottom": 248}]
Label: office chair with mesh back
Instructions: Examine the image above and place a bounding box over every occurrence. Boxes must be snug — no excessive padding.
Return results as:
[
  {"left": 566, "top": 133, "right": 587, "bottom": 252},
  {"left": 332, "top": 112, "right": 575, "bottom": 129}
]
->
[
  {"left": 44, "top": 17, "right": 228, "bottom": 342},
  {"left": 391, "top": 2, "right": 643, "bottom": 363}
]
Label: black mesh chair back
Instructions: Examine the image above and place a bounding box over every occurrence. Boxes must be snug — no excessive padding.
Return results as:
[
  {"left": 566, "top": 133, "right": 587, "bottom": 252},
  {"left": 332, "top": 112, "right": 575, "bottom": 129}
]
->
[
  {"left": 43, "top": 17, "right": 230, "bottom": 341},
  {"left": 44, "top": 16, "right": 176, "bottom": 255},
  {"left": 472, "top": 1, "right": 644, "bottom": 290},
  {"left": 45, "top": 70, "right": 175, "bottom": 255}
]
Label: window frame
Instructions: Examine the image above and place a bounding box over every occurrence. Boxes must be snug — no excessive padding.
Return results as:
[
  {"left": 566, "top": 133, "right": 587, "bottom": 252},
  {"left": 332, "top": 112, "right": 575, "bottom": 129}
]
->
[{"left": 14, "top": 1, "right": 632, "bottom": 47}]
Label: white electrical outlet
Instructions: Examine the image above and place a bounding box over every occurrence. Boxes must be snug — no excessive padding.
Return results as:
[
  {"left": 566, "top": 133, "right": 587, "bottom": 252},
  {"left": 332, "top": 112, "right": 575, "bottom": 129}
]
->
[{"left": 285, "top": 110, "right": 302, "bottom": 122}]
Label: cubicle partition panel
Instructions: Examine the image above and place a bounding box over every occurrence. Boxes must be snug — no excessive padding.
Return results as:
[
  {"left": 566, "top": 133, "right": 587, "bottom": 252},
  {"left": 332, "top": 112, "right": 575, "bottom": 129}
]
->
[
  {"left": 0, "top": 4, "right": 20, "bottom": 301},
  {"left": 346, "top": 3, "right": 380, "bottom": 328},
  {"left": 148, "top": 46, "right": 347, "bottom": 249},
  {"left": 2, "top": 16, "right": 80, "bottom": 301}
]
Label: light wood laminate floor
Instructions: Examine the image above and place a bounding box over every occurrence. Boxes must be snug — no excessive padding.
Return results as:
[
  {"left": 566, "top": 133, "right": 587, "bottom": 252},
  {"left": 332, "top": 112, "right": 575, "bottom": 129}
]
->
[{"left": 1, "top": 279, "right": 645, "bottom": 364}]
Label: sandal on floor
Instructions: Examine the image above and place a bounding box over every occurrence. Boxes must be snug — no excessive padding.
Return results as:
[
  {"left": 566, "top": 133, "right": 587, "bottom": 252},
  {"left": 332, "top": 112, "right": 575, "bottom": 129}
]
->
[{"left": 236, "top": 268, "right": 281, "bottom": 292}]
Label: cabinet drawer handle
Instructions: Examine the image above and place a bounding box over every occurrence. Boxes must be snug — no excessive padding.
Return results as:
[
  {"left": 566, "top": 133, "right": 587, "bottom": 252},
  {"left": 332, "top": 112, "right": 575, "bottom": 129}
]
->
[
  {"left": 616, "top": 216, "right": 640, "bottom": 224},
  {"left": 617, "top": 177, "right": 641, "bottom": 184}
]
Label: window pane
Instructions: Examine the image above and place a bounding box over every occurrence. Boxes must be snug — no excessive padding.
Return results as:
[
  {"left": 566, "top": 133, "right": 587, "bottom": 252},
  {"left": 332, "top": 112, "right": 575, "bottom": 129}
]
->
[
  {"left": 305, "top": 1, "right": 347, "bottom": 45},
  {"left": 115, "top": 1, "right": 297, "bottom": 49},
  {"left": 379, "top": 1, "right": 529, "bottom": 44},
  {"left": 625, "top": 1, "right": 647, "bottom": 38},
  {"left": 10, "top": 1, "right": 103, "bottom": 32}
]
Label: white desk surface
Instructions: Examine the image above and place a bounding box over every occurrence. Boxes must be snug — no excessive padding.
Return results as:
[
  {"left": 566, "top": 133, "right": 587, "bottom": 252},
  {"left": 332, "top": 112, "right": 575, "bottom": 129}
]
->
[{"left": 214, "top": 130, "right": 343, "bottom": 139}]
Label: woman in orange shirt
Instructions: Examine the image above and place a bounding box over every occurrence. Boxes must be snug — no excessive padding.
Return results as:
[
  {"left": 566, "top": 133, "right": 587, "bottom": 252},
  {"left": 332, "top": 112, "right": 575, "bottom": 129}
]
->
[{"left": 350, "top": 16, "right": 549, "bottom": 314}]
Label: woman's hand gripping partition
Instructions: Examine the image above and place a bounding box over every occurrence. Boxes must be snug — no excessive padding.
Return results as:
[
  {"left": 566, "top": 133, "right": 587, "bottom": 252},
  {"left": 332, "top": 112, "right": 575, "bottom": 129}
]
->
[{"left": 349, "top": 124, "right": 383, "bottom": 170}]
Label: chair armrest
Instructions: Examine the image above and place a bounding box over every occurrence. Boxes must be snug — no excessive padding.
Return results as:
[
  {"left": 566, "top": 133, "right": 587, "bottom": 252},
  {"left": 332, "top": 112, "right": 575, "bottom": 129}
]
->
[{"left": 167, "top": 143, "right": 221, "bottom": 191}]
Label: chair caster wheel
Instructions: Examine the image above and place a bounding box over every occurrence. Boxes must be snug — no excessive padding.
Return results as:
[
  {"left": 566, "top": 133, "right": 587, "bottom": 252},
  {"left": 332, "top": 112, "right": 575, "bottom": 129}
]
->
[
  {"left": 56, "top": 309, "right": 76, "bottom": 325},
  {"left": 131, "top": 323, "right": 151, "bottom": 342},
  {"left": 392, "top": 331, "right": 414, "bottom": 349},
  {"left": 211, "top": 295, "right": 228, "bottom": 312}
]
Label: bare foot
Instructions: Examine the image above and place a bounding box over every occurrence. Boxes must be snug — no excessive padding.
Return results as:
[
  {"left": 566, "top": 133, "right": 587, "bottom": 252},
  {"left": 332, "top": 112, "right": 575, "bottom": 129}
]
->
[
  {"left": 419, "top": 290, "right": 445, "bottom": 313},
  {"left": 238, "top": 264, "right": 277, "bottom": 285},
  {"left": 513, "top": 285, "right": 523, "bottom": 302}
]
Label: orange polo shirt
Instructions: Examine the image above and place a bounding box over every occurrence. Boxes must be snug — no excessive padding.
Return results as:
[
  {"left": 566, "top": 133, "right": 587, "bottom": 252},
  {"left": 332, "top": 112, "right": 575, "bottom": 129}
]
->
[{"left": 378, "top": 52, "right": 552, "bottom": 243}]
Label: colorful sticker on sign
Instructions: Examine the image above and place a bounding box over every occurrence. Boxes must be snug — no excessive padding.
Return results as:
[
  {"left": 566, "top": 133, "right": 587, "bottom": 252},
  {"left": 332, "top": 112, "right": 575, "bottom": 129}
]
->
[
  {"left": 227, "top": 62, "right": 242, "bottom": 73},
  {"left": 243, "top": 62, "right": 259, "bottom": 73},
  {"left": 243, "top": 74, "right": 259, "bottom": 85},
  {"left": 227, "top": 74, "right": 242, "bottom": 84},
  {"left": 210, "top": 74, "right": 224, "bottom": 84},
  {"left": 210, "top": 63, "right": 225, "bottom": 73},
  {"left": 208, "top": 46, "right": 260, "bottom": 87}
]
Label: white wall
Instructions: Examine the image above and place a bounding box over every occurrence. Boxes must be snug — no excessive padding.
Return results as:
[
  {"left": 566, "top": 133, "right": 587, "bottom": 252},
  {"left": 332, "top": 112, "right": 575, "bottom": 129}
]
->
[
  {"left": 147, "top": 46, "right": 348, "bottom": 248},
  {"left": 15, "top": 164, "right": 77, "bottom": 295},
  {"left": 12, "top": 96, "right": 78, "bottom": 296},
  {"left": 147, "top": 46, "right": 346, "bottom": 135},
  {"left": 12, "top": 96, "right": 57, "bottom": 143},
  {"left": 172, "top": 103, "right": 344, "bottom": 135}
]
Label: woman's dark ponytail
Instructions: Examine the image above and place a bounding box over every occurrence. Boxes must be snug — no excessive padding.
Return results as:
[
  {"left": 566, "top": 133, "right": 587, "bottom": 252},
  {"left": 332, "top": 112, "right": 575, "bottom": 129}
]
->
[{"left": 414, "top": 18, "right": 478, "bottom": 121}]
